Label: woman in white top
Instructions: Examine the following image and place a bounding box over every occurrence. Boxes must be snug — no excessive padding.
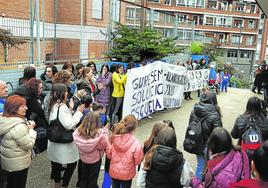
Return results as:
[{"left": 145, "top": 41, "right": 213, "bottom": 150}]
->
[{"left": 47, "top": 83, "right": 84, "bottom": 188}]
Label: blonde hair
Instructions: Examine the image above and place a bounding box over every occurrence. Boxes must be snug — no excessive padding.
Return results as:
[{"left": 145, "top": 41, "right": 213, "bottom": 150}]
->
[{"left": 78, "top": 111, "right": 101, "bottom": 138}]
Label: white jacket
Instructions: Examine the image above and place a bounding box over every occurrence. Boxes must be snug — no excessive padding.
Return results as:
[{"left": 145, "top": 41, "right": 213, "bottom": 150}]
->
[
  {"left": 47, "top": 103, "right": 83, "bottom": 164},
  {"left": 0, "top": 117, "right": 36, "bottom": 172}
]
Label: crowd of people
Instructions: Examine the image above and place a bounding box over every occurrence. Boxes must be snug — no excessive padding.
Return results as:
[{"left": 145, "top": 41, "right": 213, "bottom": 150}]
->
[{"left": 0, "top": 61, "right": 267, "bottom": 188}]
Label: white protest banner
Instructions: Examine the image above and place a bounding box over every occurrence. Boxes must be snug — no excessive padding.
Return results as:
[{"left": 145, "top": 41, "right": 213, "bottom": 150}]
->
[
  {"left": 163, "top": 63, "right": 187, "bottom": 108},
  {"left": 123, "top": 61, "right": 164, "bottom": 120},
  {"left": 184, "top": 69, "right": 210, "bottom": 92},
  {"left": 123, "top": 61, "right": 187, "bottom": 120}
]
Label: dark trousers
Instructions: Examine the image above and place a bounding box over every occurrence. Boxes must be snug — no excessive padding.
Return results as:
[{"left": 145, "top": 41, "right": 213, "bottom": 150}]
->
[
  {"left": 76, "top": 160, "right": 82, "bottom": 187},
  {"left": 51, "top": 161, "right": 77, "bottom": 187},
  {"left": 184, "top": 92, "right": 192, "bottom": 99},
  {"left": 0, "top": 165, "right": 7, "bottom": 188},
  {"left": 112, "top": 178, "right": 132, "bottom": 188},
  {"left": 6, "top": 168, "right": 28, "bottom": 188},
  {"left": 80, "top": 160, "right": 101, "bottom": 188}
]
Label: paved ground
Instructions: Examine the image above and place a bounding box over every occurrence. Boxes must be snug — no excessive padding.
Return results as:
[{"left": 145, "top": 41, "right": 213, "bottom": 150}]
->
[{"left": 27, "top": 88, "right": 261, "bottom": 188}]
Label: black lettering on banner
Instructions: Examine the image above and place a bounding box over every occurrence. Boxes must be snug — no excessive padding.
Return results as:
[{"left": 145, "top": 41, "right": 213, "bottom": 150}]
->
[
  {"left": 131, "top": 98, "right": 162, "bottom": 119},
  {"left": 165, "top": 72, "right": 186, "bottom": 85},
  {"left": 164, "top": 98, "right": 180, "bottom": 108}
]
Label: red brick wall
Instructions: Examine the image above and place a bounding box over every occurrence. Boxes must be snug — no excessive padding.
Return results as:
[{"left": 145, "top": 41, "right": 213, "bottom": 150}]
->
[
  {"left": 88, "top": 40, "right": 108, "bottom": 59},
  {"left": 56, "top": 38, "right": 80, "bottom": 60}
]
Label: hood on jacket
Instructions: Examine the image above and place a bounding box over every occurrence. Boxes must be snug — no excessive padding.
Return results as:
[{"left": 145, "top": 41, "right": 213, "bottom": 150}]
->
[
  {"left": 0, "top": 117, "right": 25, "bottom": 136},
  {"left": 152, "top": 145, "right": 183, "bottom": 173},
  {"left": 194, "top": 102, "right": 218, "bottom": 118},
  {"left": 112, "top": 134, "right": 136, "bottom": 152},
  {"left": 73, "top": 129, "right": 106, "bottom": 153}
]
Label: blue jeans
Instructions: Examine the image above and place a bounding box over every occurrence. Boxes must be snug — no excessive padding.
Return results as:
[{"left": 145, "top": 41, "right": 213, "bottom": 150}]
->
[{"left": 195, "top": 154, "right": 205, "bottom": 180}]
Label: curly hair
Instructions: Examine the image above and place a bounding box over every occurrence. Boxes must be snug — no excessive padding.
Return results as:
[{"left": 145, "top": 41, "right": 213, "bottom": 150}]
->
[
  {"left": 52, "top": 70, "right": 72, "bottom": 86},
  {"left": 62, "top": 62, "right": 74, "bottom": 74},
  {"left": 25, "top": 78, "right": 42, "bottom": 98}
]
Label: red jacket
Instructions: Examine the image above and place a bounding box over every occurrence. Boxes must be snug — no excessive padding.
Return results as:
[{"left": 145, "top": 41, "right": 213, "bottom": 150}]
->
[
  {"left": 230, "top": 179, "right": 268, "bottom": 188},
  {"left": 106, "top": 133, "right": 143, "bottom": 180}
]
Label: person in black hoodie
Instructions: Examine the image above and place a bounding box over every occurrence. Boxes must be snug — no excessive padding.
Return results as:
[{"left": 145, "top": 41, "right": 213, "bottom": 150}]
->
[
  {"left": 189, "top": 91, "right": 222, "bottom": 180},
  {"left": 137, "top": 127, "right": 194, "bottom": 188}
]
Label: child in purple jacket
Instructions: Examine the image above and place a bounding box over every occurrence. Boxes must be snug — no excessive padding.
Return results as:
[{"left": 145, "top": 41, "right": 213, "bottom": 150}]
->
[{"left": 191, "top": 127, "right": 250, "bottom": 188}]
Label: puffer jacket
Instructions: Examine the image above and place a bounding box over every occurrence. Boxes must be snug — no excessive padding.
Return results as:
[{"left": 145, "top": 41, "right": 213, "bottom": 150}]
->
[
  {"left": 191, "top": 149, "right": 250, "bottom": 188},
  {"left": 0, "top": 117, "right": 36, "bottom": 172},
  {"left": 106, "top": 133, "right": 143, "bottom": 180},
  {"left": 73, "top": 127, "right": 108, "bottom": 164},
  {"left": 231, "top": 114, "right": 268, "bottom": 142},
  {"left": 96, "top": 72, "right": 112, "bottom": 107},
  {"left": 146, "top": 145, "right": 184, "bottom": 188},
  {"left": 189, "top": 102, "right": 222, "bottom": 148},
  {"left": 112, "top": 72, "right": 127, "bottom": 98}
]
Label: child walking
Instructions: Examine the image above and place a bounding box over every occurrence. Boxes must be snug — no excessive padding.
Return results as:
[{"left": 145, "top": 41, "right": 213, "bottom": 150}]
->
[
  {"left": 73, "top": 111, "right": 109, "bottom": 188},
  {"left": 107, "top": 114, "right": 143, "bottom": 188},
  {"left": 221, "top": 70, "right": 230, "bottom": 92}
]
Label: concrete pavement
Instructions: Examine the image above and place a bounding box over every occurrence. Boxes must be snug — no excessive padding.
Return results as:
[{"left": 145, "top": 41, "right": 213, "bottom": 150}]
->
[{"left": 26, "top": 88, "right": 260, "bottom": 187}]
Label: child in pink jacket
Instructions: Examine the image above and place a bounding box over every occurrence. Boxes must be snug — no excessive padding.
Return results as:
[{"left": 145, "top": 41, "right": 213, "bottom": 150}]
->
[
  {"left": 73, "top": 111, "right": 109, "bottom": 188},
  {"left": 106, "top": 114, "right": 144, "bottom": 188}
]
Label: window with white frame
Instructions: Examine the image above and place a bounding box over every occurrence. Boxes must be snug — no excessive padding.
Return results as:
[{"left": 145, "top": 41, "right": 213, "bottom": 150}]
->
[
  {"left": 240, "top": 51, "right": 251, "bottom": 58},
  {"left": 177, "top": 0, "right": 186, "bottom": 6},
  {"left": 163, "top": 29, "right": 170, "bottom": 38},
  {"left": 246, "top": 36, "right": 254, "bottom": 45},
  {"left": 127, "top": 8, "right": 135, "bottom": 20},
  {"left": 164, "top": 0, "right": 172, "bottom": 5},
  {"left": 248, "top": 20, "right": 255, "bottom": 29},
  {"left": 232, "top": 35, "right": 242, "bottom": 44},
  {"left": 164, "top": 15, "right": 171, "bottom": 23},
  {"left": 205, "top": 16, "right": 215, "bottom": 25},
  {"left": 92, "top": 0, "right": 103, "bottom": 19},
  {"left": 234, "top": 2, "right": 245, "bottom": 11},
  {"left": 250, "top": 4, "right": 256, "bottom": 13},
  {"left": 227, "top": 50, "right": 237, "bottom": 58},
  {"left": 178, "top": 14, "right": 188, "bottom": 22},
  {"left": 146, "top": 11, "right": 160, "bottom": 21},
  {"left": 196, "top": 0, "right": 205, "bottom": 7},
  {"left": 148, "top": 0, "right": 160, "bottom": 3}
]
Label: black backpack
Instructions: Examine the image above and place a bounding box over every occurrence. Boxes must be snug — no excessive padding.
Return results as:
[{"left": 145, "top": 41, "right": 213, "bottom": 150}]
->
[
  {"left": 183, "top": 112, "right": 208, "bottom": 155},
  {"left": 241, "top": 116, "right": 263, "bottom": 159}
]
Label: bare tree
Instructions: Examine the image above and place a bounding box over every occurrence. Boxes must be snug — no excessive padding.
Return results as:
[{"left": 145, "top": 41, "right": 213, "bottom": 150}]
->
[{"left": 0, "top": 28, "right": 25, "bottom": 62}]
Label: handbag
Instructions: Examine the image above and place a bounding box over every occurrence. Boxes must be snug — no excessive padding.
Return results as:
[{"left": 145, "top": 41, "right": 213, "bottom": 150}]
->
[{"left": 47, "top": 105, "right": 74, "bottom": 143}]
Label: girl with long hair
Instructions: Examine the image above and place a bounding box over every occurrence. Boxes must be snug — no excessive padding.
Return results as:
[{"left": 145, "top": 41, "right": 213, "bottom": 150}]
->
[
  {"left": 47, "top": 83, "right": 84, "bottom": 188},
  {"left": 191, "top": 127, "right": 250, "bottom": 188},
  {"left": 73, "top": 112, "right": 109, "bottom": 188},
  {"left": 137, "top": 127, "right": 193, "bottom": 188},
  {"left": 107, "top": 114, "right": 143, "bottom": 188}
]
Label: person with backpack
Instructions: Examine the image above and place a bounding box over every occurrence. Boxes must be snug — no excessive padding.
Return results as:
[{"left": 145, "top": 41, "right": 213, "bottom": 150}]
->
[
  {"left": 231, "top": 97, "right": 268, "bottom": 158},
  {"left": 184, "top": 91, "right": 222, "bottom": 180},
  {"left": 137, "top": 126, "right": 194, "bottom": 188},
  {"left": 230, "top": 141, "right": 268, "bottom": 188},
  {"left": 191, "top": 127, "right": 250, "bottom": 188}
]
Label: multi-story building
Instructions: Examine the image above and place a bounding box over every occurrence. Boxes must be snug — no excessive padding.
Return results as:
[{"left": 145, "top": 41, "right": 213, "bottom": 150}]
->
[
  {"left": 0, "top": 0, "right": 121, "bottom": 66},
  {"left": 121, "top": 0, "right": 265, "bottom": 74}
]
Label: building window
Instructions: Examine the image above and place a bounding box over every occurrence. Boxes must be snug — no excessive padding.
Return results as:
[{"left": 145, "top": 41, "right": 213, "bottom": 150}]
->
[
  {"left": 163, "top": 29, "right": 170, "bottom": 38},
  {"left": 233, "top": 19, "right": 243, "bottom": 28},
  {"left": 216, "top": 17, "right": 226, "bottom": 26},
  {"left": 196, "top": 0, "right": 205, "bottom": 7},
  {"left": 126, "top": 8, "right": 135, "bottom": 20},
  {"left": 240, "top": 51, "right": 251, "bottom": 58},
  {"left": 259, "top": 29, "right": 263, "bottom": 34},
  {"left": 248, "top": 20, "right": 255, "bottom": 29},
  {"left": 178, "top": 14, "right": 188, "bottom": 22},
  {"left": 234, "top": 2, "right": 245, "bottom": 11},
  {"left": 146, "top": 11, "right": 160, "bottom": 21},
  {"left": 148, "top": 0, "right": 160, "bottom": 3},
  {"left": 45, "top": 53, "right": 54, "bottom": 61},
  {"left": 164, "top": 15, "right": 171, "bottom": 23},
  {"left": 227, "top": 50, "right": 237, "bottom": 58},
  {"left": 246, "top": 36, "right": 253, "bottom": 45},
  {"left": 232, "top": 35, "right": 241, "bottom": 44},
  {"left": 92, "top": 0, "right": 103, "bottom": 19},
  {"left": 207, "top": 0, "right": 217, "bottom": 9},
  {"left": 164, "top": 0, "right": 172, "bottom": 5},
  {"left": 250, "top": 4, "right": 256, "bottom": 13},
  {"left": 205, "top": 16, "right": 215, "bottom": 25},
  {"left": 177, "top": 0, "right": 186, "bottom": 6}
]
